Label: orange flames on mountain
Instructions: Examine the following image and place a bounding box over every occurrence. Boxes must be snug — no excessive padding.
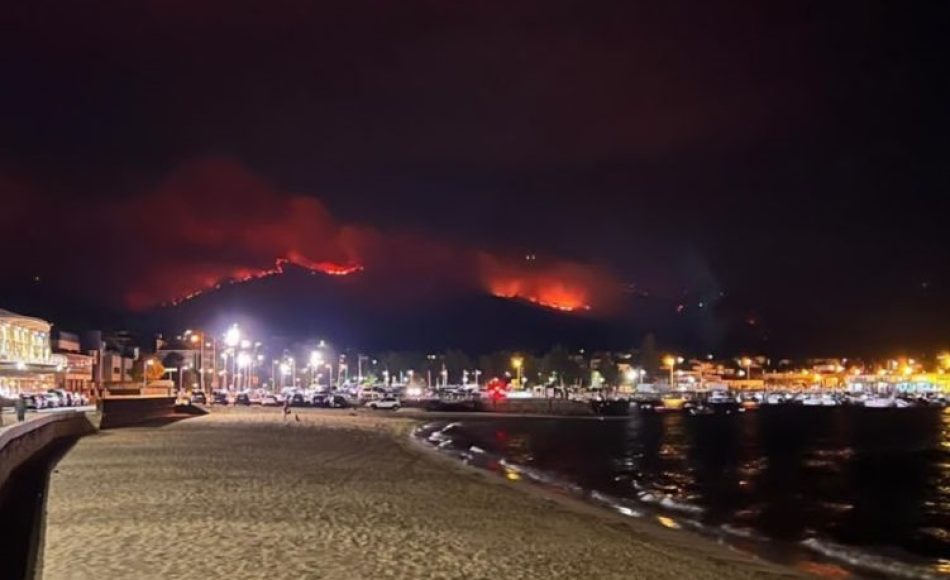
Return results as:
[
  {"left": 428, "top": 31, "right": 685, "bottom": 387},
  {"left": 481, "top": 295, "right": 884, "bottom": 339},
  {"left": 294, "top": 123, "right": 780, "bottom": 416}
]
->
[
  {"left": 477, "top": 253, "right": 612, "bottom": 313},
  {"left": 2, "top": 158, "right": 618, "bottom": 314},
  {"left": 164, "top": 255, "right": 363, "bottom": 307}
]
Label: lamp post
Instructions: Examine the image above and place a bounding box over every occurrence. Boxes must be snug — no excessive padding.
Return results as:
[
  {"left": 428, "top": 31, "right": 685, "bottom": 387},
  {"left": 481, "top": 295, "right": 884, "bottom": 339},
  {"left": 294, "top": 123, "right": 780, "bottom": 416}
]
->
[
  {"left": 662, "top": 355, "right": 680, "bottom": 389},
  {"left": 279, "top": 362, "right": 290, "bottom": 389},
  {"left": 309, "top": 351, "right": 323, "bottom": 388},
  {"left": 236, "top": 352, "right": 250, "bottom": 391},
  {"left": 739, "top": 357, "right": 753, "bottom": 389},
  {"left": 143, "top": 358, "right": 154, "bottom": 388},
  {"left": 184, "top": 330, "right": 211, "bottom": 393},
  {"left": 511, "top": 356, "right": 524, "bottom": 389}
]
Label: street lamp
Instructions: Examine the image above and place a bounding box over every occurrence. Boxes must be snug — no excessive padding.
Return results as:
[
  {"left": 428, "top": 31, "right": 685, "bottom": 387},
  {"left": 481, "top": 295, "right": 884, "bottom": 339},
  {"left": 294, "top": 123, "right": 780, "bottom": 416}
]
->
[
  {"left": 237, "top": 350, "right": 251, "bottom": 389},
  {"left": 662, "top": 355, "right": 677, "bottom": 389},
  {"left": 224, "top": 325, "right": 241, "bottom": 348},
  {"left": 143, "top": 359, "right": 154, "bottom": 388},
  {"left": 511, "top": 356, "right": 524, "bottom": 389},
  {"left": 739, "top": 357, "right": 752, "bottom": 381},
  {"left": 309, "top": 351, "right": 323, "bottom": 387}
]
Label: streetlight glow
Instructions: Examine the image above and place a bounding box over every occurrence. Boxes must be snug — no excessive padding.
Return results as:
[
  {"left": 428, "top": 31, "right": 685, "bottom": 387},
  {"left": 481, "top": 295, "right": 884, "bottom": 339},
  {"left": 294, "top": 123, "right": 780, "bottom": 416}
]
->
[{"left": 224, "top": 325, "right": 241, "bottom": 347}]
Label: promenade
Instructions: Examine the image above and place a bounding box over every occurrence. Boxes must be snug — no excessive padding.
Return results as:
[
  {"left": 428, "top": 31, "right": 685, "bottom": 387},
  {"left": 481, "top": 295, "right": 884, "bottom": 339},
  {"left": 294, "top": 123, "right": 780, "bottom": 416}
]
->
[{"left": 41, "top": 409, "right": 798, "bottom": 579}]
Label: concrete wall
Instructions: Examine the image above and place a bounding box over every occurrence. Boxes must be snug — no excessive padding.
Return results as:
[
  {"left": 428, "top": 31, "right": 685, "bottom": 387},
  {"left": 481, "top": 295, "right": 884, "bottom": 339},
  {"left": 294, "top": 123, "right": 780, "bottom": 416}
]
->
[
  {"left": 477, "top": 398, "right": 596, "bottom": 416},
  {"left": 0, "top": 413, "right": 96, "bottom": 493},
  {"left": 98, "top": 396, "right": 179, "bottom": 429}
]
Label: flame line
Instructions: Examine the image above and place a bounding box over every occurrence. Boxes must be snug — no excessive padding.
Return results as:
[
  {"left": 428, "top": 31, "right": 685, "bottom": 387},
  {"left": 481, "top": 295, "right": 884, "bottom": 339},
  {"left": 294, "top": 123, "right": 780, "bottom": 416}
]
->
[{"left": 164, "top": 256, "right": 363, "bottom": 307}]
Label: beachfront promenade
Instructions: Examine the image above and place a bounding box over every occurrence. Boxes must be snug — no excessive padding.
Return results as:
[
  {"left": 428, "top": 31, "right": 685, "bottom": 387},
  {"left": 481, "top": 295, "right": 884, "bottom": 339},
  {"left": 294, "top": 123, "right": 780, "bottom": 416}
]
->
[{"left": 40, "top": 409, "right": 797, "bottom": 579}]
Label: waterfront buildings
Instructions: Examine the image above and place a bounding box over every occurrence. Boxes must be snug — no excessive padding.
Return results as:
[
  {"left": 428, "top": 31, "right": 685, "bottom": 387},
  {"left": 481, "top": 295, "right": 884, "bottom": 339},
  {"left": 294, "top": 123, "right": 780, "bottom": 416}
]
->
[
  {"left": 0, "top": 308, "right": 60, "bottom": 397},
  {"left": 51, "top": 330, "right": 96, "bottom": 397}
]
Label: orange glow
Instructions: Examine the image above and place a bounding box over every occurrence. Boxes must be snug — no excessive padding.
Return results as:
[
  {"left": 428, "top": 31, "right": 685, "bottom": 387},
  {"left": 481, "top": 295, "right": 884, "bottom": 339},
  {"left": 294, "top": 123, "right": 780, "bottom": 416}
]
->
[
  {"left": 476, "top": 252, "right": 615, "bottom": 313},
  {"left": 165, "top": 255, "right": 362, "bottom": 306}
]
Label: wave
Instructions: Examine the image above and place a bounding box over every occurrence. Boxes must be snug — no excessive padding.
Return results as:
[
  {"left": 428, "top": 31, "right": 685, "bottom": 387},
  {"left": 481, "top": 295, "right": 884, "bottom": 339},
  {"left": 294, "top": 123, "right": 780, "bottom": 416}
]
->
[
  {"left": 412, "top": 420, "right": 943, "bottom": 580},
  {"left": 801, "top": 538, "right": 940, "bottom": 580}
]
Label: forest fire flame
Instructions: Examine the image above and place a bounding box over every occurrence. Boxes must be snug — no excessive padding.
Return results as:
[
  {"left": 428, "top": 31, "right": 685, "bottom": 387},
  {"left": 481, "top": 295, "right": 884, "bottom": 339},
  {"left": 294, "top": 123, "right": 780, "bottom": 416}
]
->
[
  {"left": 487, "top": 280, "right": 592, "bottom": 312},
  {"left": 165, "top": 255, "right": 362, "bottom": 306},
  {"left": 2, "top": 159, "right": 616, "bottom": 313},
  {"left": 479, "top": 253, "right": 602, "bottom": 313},
  {"left": 489, "top": 287, "right": 591, "bottom": 312}
]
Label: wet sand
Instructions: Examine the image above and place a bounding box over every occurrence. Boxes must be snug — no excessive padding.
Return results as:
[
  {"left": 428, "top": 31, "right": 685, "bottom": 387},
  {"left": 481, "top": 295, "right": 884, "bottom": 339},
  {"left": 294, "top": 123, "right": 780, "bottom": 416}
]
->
[{"left": 41, "top": 409, "right": 798, "bottom": 579}]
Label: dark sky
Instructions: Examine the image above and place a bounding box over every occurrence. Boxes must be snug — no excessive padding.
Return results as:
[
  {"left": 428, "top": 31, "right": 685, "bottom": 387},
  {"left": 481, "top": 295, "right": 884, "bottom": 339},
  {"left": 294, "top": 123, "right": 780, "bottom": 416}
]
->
[{"left": 1, "top": 1, "right": 948, "bottom": 355}]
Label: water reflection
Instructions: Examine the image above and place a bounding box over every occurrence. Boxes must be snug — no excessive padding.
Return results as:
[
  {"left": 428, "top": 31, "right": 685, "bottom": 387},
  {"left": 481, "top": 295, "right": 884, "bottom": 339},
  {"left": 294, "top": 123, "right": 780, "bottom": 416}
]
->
[{"left": 455, "top": 407, "right": 950, "bottom": 574}]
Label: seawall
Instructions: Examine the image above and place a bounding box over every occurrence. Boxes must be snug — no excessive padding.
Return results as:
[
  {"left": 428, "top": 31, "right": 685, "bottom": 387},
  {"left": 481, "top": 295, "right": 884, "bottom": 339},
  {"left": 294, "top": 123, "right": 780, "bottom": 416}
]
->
[
  {"left": 0, "top": 412, "right": 97, "bottom": 495},
  {"left": 98, "top": 396, "right": 182, "bottom": 429}
]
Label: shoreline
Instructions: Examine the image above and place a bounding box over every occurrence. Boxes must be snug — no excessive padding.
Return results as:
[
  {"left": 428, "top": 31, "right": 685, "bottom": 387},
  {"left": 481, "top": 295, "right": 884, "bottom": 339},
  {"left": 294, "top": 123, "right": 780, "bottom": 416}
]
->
[
  {"left": 41, "top": 408, "right": 801, "bottom": 579},
  {"left": 410, "top": 416, "right": 946, "bottom": 580}
]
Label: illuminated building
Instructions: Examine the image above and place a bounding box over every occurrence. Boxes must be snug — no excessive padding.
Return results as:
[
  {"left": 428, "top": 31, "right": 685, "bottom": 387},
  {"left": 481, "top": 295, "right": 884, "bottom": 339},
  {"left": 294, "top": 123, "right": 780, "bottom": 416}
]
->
[
  {"left": 51, "top": 330, "right": 95, "bottom": 397},
  {"left": 0, "top": 308, "right": 60, "bottom": 397}
]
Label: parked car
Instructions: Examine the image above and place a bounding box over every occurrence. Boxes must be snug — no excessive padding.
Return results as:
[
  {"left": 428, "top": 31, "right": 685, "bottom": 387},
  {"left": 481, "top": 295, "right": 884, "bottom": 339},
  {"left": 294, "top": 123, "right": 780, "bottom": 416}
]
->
[
  {"left": 328, "top": 395, "right": 350, "bottom": 408},
  {"left": 261, "top": 393, "right": 280, "bottom": 406},
  {"left": 235, "top": 392, "right": 251, "bottom": 406},
  {"left": 20, "top": 393, "right": 42, "bottom": 410},
  {"left": 191, "top": 391, "right": 207, "bottom": 405},
  {"left": 289, "top": 392, "right": 308, "bottom": 407},
  {"left": 365, "top": 397, "right": 400, "bottom": 410},
  {"left": 43, "top": 391, "right": 63, "bottom": 408},
  {"left": 213, "top": 391, "right": 230, "bottom": 405}
]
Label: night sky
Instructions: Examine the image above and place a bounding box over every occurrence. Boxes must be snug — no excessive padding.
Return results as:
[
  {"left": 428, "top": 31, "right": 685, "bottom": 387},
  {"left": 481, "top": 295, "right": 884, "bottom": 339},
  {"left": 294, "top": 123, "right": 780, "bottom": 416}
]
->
[{"left": 1, "top": 1, "right": 947, "bottom": 355}]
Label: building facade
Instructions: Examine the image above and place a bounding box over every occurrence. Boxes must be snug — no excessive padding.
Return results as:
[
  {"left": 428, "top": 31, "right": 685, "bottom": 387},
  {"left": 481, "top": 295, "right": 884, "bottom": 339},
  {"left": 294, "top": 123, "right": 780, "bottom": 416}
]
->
[
  {"left": 0, "top": 308, "right": 60, "bottom": 397},
  {"left": 51, "top": 330, "right": 96, "bottom": 397}
]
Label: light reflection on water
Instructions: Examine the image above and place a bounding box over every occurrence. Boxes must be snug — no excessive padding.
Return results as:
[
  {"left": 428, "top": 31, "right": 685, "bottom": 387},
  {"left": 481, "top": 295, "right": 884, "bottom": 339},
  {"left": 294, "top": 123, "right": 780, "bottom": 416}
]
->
[{"left": 447, "top": 407, "right": 950, "bottom": 576}]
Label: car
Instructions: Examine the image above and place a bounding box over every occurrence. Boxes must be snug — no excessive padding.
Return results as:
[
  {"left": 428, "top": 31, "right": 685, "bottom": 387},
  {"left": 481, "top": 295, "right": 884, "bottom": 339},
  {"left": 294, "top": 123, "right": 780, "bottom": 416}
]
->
[
  {"left": 328, "top": 395, "right": 350, "bottom": 408},
  {"left": 43, "top": 391, "right": 63, "bottom": 408},
  {"left": 191, "top": 391, "right": 207, "bottom": 405},
  {"left": 48, "top": 389, "right": 72, "bottom": 406},
  {"left": 365, "top": 397, "right": 400, "bottom": 410},
  {"left": 213, "top": 391, "right": 230, "bottom": 405},
  {"left": 261, "top": 393, "right": 280, "bottom": 406},
  {"left": 20, "top": 393, "right": 42, "bottom": 410},
  {"left": 235, "top": 392, "right": 251, "bottom": 406},
  {"left": 289, "top": 392, "right": 308, "bottom": 407}
]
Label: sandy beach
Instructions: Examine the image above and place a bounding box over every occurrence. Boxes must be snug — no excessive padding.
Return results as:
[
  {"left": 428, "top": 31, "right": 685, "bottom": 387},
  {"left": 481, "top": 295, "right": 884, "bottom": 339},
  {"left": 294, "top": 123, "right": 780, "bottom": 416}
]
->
[{"left": 40, "top": 409, "right": 799, "bottom": 579}]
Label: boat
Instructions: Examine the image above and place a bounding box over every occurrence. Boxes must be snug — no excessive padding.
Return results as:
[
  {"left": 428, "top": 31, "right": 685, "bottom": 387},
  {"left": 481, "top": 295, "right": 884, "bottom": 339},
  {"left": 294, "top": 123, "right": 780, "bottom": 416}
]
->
[
  {"left": 704, "top": 389, "right": 740, "bottom": 414},
  {"left": 659, "top": 394, "right": 686, "bottom": 412},
  {"left": 739, "top": 394, "right": 760, "bottom": 410},
  {"left": 802, "top": 394, "right": 823, "bottom": 406},
  {"left": 590, "top": 398, "right": 631, "bottom": 416},
  {"left": 863, "top": 396, "right": 893, "bottom": 408},
  {"left": 764, "top": 393, "right": 787, "bottom": 405}
]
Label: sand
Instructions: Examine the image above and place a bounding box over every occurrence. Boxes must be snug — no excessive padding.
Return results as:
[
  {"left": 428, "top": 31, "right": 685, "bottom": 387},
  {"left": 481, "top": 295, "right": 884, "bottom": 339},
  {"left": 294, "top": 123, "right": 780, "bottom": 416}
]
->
[{"left": 40, "top": 409, "right": 799, "bottom": 579}]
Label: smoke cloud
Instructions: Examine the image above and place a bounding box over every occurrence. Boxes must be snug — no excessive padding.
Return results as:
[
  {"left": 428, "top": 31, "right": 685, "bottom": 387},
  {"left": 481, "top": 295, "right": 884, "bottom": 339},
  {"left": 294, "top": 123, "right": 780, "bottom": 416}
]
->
[{"left": 2, "top": 159, "right": 621, "bottom": 314}]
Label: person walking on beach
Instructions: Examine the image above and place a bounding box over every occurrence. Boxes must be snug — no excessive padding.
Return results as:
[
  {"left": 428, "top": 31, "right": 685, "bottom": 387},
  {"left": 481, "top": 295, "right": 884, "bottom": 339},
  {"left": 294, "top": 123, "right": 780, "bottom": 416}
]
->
[
  {"left": 283, "top": 397, "right": 291, "bottom": 420},
  {"left": 14, "top": 395, "right": 26, "bottom": 422}
]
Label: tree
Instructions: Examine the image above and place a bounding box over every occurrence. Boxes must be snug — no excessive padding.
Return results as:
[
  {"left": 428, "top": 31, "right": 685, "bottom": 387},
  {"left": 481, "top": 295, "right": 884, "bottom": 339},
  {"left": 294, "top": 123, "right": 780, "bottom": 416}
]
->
[
  {"left": 540, "top": 345, "right": 585, "bottom": 387},
  {"left": 596, "top": 355, "right": 620, "bottom": 387},
  {"left": 162, "top": 352, "right": 185, "bottom": 371},
  {"left": 131, "top": 359, "right": 166, "bottom": 382},
  {"left": 443, "top": 349, "right": 473, "bottom": 384}
]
